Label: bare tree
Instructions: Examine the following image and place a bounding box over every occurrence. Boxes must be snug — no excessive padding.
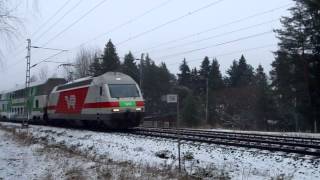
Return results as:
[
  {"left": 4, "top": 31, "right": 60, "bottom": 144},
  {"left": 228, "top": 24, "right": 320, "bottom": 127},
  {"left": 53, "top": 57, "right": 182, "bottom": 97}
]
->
[
  {"left": 59, "top": 64, "right": 74, "bottom": 82},
  {"left": 38, "top": 65, "right": 48, "bottom": 81},
  {"left": 74, "top": 47, "right": 100, "bottom": 78},
  {"left": 30, "top": 74, "right": 37, "bottom": 82},
  {"left": 0, "top": 1, "right": 20, "bottom": 62},
  {"left": 0, "top": 0, "right": 37, "bottom": 63}
]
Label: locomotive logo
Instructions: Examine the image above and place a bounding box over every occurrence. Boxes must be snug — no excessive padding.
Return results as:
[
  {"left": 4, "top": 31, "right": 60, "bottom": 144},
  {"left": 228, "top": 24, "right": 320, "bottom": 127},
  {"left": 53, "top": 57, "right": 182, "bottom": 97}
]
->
[
  {"left": 55, "top": 87, "right": 89, "bottom": 114},
  {"left": 65, "top": 95, "right": 76, "bottom": 109}
]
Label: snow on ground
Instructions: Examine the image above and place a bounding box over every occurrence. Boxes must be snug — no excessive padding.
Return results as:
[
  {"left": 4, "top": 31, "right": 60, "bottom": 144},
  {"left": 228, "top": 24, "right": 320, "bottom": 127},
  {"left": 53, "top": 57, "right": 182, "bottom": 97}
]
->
[
  {"left": 1, "top": 122, "right": 320, "bottom": 180},
  {"left": 0, "top": 130, "right": 99, "bottom": 179},
  {"left": 0, "top": 126, "right": 186, "bottom": 180}
]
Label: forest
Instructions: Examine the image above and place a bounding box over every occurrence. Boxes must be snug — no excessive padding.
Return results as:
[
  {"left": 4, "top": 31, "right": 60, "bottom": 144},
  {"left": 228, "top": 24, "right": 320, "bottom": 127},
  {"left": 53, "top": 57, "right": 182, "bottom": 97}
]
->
[{"left": 67, "top": 0, "right": 319, "bottom": 132}]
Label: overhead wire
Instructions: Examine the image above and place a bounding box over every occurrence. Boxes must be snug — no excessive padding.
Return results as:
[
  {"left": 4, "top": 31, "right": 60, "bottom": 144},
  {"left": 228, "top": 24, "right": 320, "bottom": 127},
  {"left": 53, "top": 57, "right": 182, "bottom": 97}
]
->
[
  {"left": 40, "top": 0, "right": 109, "bottom": 47},
  {"left": 30, "top": 50, "right": 68, "bottom": 68},
  {"left": 147, "top": 19, "right": 278, "bottom": 54},
  {"left": 157, "top": 30, "right": 273, "bottom": 60},
  {"left": 116, "top": 0, "right": 226, "bottom": 46},
  {"left": 134, "top": 3, "right": 292, "bottom": 54},
  {"left": 166, "top": 44, "right": 277, "bottom": 66},
  {"left": 5, "top": 1, "right": 289, "bottom": 74},
  {"left": 32, "top": 0, "right": 84, "bottom": 43},
  {"left": 31, "top": 0, "right": 72, "bottom": 38},
  {"left": 6, "top": 0, "right": 107, "bottom": 70},
  {"left": 9, "top": 0, "right": 73, "bottom": 58},
  {"left": 72, "top": 0, "right": 175, "bottom": 50}
]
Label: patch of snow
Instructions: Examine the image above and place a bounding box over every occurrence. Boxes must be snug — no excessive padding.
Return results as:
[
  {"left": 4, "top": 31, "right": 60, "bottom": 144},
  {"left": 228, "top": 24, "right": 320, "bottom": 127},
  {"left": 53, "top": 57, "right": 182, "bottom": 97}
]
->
[
  {"left": 0, "top": 130, "right": 98, "bottom": 179},
  {"left": 1, "top": 122, "right": 319, "bottom": 180}
]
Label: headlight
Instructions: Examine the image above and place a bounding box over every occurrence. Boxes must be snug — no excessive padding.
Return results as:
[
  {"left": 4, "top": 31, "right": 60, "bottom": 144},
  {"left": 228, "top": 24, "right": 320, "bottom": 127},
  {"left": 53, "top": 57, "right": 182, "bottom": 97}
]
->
[
  {"left": 112, "top": 108, "right": 120, "bottom": 112},
  {"left": 136, "top": 107, "right": 142, "bottom": 111}
]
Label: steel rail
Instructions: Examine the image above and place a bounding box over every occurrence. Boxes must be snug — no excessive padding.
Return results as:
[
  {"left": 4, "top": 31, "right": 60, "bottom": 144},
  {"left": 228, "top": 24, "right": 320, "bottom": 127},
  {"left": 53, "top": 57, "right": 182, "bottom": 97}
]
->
[{"left": 131, "top": 127, "right": 320, "bottom": 157}]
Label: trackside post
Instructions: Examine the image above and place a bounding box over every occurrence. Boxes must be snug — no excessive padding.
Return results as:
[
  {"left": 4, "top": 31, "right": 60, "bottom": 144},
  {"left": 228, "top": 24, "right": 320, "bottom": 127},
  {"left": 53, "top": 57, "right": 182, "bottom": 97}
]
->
[{"left": 165, "top": 94, "right": 180, "bottom": 172}]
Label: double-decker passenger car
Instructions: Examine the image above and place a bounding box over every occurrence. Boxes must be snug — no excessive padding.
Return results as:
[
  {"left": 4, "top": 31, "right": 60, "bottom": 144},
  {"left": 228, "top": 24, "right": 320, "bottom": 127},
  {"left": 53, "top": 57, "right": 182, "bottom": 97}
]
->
[
  {"left": 1, "top": 72, "right": 144, "bottom": 129},
  {"left": 0, "top": 78, "right": 67, "bottom": 121}
]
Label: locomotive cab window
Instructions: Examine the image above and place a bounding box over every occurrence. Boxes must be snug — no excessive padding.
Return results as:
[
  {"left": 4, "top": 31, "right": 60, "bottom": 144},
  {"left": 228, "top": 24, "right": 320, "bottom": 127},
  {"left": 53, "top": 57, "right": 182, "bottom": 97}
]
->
[{"left": 108, "top": 84, "right": 139, "bottom": 98}]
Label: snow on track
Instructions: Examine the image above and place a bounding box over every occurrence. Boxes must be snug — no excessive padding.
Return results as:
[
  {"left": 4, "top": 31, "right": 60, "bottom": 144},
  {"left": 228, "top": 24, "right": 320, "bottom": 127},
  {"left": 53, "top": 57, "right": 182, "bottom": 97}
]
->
[
  {"left": 1, "top": 122, "right": 320, "bottom": 179},
  {"left": 200, "top": 128, "right": 320, "bottom": 138}
]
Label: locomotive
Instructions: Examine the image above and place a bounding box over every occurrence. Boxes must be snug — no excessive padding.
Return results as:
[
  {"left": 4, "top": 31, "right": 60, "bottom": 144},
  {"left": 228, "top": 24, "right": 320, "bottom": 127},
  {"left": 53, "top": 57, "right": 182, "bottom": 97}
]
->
[{"left": 0, "top": 72, "right": 144, "bottom": 128}]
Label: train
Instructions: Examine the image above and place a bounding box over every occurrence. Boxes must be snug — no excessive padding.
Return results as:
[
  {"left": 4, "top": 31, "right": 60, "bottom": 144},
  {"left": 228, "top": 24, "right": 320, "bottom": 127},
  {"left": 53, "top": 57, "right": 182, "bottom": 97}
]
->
[{"left": 0, "top": 72, "right": 144, "bottom": 128}]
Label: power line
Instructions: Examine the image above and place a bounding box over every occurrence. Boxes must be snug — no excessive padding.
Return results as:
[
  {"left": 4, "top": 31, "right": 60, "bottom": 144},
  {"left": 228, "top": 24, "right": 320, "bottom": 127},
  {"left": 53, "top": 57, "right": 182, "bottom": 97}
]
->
[
  {"left": 116, "top": 0, "right": 226, "bottom": 46},
  {"left": 73, "top": 0, "right": 175, "bottom": 49},
  {"left": 31, "top": 0, "right": 72, "bottom": 38},
  {"left": 148, "top": 19, "right": 278, "bottom": 54},
  {"left": 3, "top": 50, "right": 67, "bottom": 74},
  {"left": 135, "top": 3, "right": 292, "bottom": 53},
  {"left": 7, "top": 0, "right": 76, "bottom": 60},
  {"left": 6, "top": 46, "right": 68, "bottom": 69},
  {"left": 41, "top": 0, "right": 108, "bottom": 47},
  {"left": 33, "top": 0, "right": 84, "bottom": 43},
  {"left": 31, "top": 46, "right": 68, "bottom": 51},
  {"left": 31, "top": 50, "right": 68, "bottom": 68},
  {"left": 157, "top": 30, "right": 273, "bottom": 60},
  {"left": 5, "top": 0, "right": 106, "bottom": 70},
  {"left": 166, "top": 44, "right": 276, "bottom": 66}
]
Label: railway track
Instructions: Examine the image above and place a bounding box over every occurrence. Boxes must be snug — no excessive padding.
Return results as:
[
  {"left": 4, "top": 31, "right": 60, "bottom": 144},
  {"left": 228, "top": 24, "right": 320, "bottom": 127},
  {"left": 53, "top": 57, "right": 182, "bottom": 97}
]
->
[
  {"left": 2, "top": 120, "right": 320, "bottom": 157},
  {"left": 131, "top": 127, "right": 320, "bottom": 157}
]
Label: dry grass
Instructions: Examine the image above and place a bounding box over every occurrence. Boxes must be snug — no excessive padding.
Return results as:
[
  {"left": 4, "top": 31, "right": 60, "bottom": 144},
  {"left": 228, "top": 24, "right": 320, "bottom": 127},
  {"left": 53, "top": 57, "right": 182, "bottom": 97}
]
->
[
  {"left": 0, "top": 123, "right": 231, "bottom": 179},
  {"left": 0, "top": 123, "right": 294, "bottom": 180},
  {"left": 65, "top": 166, "right": 87, "bottom": 180}
]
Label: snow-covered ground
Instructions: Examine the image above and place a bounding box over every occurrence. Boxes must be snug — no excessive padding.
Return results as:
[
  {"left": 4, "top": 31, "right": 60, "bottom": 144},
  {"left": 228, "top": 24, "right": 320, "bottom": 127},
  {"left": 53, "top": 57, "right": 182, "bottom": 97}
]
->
[
  {"left": 0, "top": 129, "right": 98, "bottom": 179},
  {"left": 0, "top": 122, "right": 319, "bottom": 180}
]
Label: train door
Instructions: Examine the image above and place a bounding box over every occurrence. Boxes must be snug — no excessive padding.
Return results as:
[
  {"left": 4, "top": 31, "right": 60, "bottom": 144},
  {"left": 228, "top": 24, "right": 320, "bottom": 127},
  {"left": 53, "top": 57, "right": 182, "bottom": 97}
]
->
[{"left": 96, "top": 85, "right": 104, "bottom": 121}]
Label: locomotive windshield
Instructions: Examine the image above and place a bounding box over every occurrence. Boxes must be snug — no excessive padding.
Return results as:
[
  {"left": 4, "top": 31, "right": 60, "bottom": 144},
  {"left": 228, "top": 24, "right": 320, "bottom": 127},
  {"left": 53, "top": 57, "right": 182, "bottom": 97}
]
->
[{"left": 108, "top": 84, "right": 140, "bottom": 98}]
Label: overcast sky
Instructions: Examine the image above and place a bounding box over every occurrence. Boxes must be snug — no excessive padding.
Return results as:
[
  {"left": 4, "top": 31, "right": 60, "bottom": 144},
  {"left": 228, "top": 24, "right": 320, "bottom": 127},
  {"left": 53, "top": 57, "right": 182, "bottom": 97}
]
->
[{"left": 0, "top": 0, "right": 293, "bottom": 91}]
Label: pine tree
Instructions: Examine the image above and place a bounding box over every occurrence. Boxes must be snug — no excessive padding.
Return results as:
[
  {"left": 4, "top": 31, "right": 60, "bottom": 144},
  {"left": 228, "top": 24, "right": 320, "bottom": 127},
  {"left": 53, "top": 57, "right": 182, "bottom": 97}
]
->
[
  {"left": 101, "top": 39, "right": 120, "bottom": 72},
  {"left": 208, "top": 58, "right": 224, "bottom": 90},
  {"left": 254, "top": 65, "right": 274, "bottom": 130},
  {"left": 181, "top": 93, "right": 199, "bottom": 127},
  {"left": 190, "top": 67, "right": 200, "bottom": 93},
  {"left": 178, "top": 58, "right": 191, "bottom": 87},
  {"left": 156, "top": 62, "right": 173, "bottom": 94},
  {"left": 199, "top": 56, "right": 210, "bottom": 78},
  {"left": 121, "top": 51, "right": 139, "bottom": 82},
  {"left": 226, "top": 60, "right": 239, "bottom": 87},
  {"left": 237, "top": 55, "right": 254, "bottom": 86},
  {"left": 140, "top": 55, "right": 174, "bottom": 114},
  {"left": 255, "top": 65, "right": 268, "bottom": 91},
  {"left": 226, "top": 55, "right": 254, "bottom": 87},
  {"left": 271, "top": 0, "right": 320, "bottom": 131},
  {"left": 207, "top": 58, "right": 224, "bottom": 126},
  {"left": 89, "top": 54, "right": 103, "bottom": 76}
]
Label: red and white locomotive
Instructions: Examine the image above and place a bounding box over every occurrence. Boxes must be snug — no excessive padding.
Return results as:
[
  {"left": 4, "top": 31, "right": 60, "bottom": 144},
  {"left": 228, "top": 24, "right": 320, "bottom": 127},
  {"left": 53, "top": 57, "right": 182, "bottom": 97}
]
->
[{"left": 0, "top": 72, "right": 144, "bottom": 129}]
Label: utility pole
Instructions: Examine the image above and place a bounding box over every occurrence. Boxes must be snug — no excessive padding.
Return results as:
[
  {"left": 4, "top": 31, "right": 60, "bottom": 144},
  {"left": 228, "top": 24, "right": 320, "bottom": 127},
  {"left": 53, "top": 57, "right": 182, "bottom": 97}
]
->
[
  {"left": 139, "top": 53, "right": 144, "bottom": 92},
  {"left": 205, "top": 78, "right": 209, "bottom": 124},
  {"left": 23, "top": 39, "right": 31, "bottom": 128},
  {"left": 177, "top": 95, "right": 181, "bottom": 172}
]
